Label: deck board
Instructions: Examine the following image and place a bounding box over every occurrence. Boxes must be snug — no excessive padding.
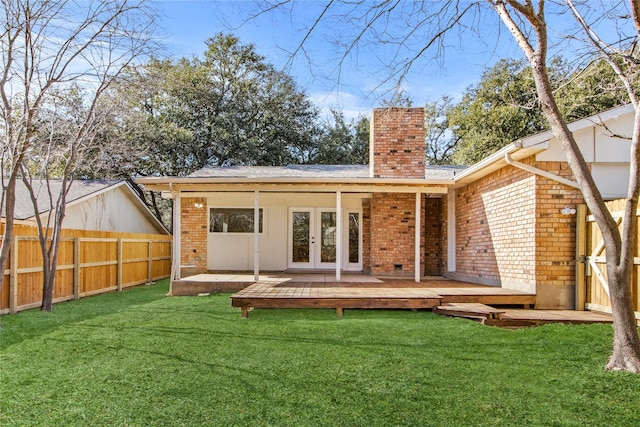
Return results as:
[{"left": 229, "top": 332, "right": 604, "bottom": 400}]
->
[{"left": 230, "top": 277, "right": 536, "bottom": 317}]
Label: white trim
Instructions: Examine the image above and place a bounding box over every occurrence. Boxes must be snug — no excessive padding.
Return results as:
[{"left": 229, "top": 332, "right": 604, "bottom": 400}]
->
[
  {"left": 172, "top": 188, "right": 181, "bottom": 282},
  {"left": 336, "top": 191, "right": 342, "bottom": 282},
  {"left": 415, "top": 192, "right": 421, "bottom": 282},
  {"left": 505, "top": 153, "right": 580, "bottom": 189},
  {"left": 447, "top": 190, "right": 456, "bottom": 272},
  {"left": 342, "top": 209, "right": 363, "bottom": 271},
  {"left": 253, "top": 191, "right": 260, "bottom": 281},
  {"left": 288, "top": 208, "right": 315, "bottom": 269}
]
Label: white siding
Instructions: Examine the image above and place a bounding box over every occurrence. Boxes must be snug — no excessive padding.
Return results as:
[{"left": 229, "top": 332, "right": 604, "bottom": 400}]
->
[
  {"left": 206, "top": 192, "right": 366, "bottom": 271},
  {"left": 61, "top": 186, "right": 162, "bottom": 234},
  {"left": 535, "top": 112, "right": 633, "bottom": 198}
]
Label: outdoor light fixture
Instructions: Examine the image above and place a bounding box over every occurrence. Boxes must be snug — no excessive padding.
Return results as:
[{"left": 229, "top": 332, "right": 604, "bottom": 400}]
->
[
  {"left": 194, "top": 203, "right": 204, "bottom": 209},
  {"left": 560, "top": 207, "right": 576, "bottom": 215}
]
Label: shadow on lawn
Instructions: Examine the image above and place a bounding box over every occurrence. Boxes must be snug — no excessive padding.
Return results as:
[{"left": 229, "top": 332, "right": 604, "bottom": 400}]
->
[{"left": 0, "top": 280, "right": 170, "bottom": 349}]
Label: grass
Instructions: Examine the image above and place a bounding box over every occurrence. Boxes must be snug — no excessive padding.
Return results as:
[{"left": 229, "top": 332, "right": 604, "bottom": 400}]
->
[{"left": 1, "top": 280, "right": 639, "bottom": 426}]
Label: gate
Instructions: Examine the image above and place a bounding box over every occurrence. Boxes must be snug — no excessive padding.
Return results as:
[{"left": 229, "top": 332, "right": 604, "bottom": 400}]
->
[{"left": 576, "top": 200, "right": 639, "bottom": 319}]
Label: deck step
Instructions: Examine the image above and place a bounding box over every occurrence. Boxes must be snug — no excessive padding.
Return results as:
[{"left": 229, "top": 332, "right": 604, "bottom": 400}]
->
[{"left": 433, "top": 302, "right": 505, "bottom": 320}]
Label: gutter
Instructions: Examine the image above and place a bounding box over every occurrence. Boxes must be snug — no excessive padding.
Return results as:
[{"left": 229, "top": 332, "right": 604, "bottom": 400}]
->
[{"left": 504, "top": 153, "right": 580, "bottom": 189}]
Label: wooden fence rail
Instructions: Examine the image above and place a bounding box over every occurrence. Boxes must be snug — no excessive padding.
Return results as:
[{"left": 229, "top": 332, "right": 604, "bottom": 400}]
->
[
  {"left": 1, "top": 224, "right": 172, "bottom": 314},
  {"left": 577, "top": 199, "right": 639, "bottom": 320}
]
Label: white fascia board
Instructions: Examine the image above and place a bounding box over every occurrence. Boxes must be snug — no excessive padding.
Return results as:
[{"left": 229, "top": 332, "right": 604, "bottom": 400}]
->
[
  {"left": 514, "top": 103, "right": 635, "bottom": 148},
  {"left": 452, "top": 142, "right": 548, "bottom": 188},
  {"left": 137, "top": 177, "right": 455, "bottom": 195},
  {"left": 450, "top": 104, "right": 635, "bottom": 189}
]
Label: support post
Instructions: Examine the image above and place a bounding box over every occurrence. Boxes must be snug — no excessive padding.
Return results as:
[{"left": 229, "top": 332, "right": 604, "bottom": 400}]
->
[
  {"left": 9, "top": 235, "right": 18, "bottom": 314},
  {"left": 117, "top": 239, "right": 123, "bottom": 291},
  {"left": 447, "top": 190, "right": 456, "bottom": 273},
  {"left": 73, "top": 237, "right": 80, "bottom": 300},
  {"left": 147, "top": 240, "right": 153, "bottom": 284},
  {"left": 415, "top": 192, "right": 421, "bottom": 283},
  {"left": 336, "top": 190, "right": 342, "bottom": 282},
  {"left": 575, "top": 204, "right": 587, "bottom": 311},
  {"left": 170, "top": 188, "right": 181, "bottom": 296},
  {"left": 254, "top": 191, "right": 260, "bottom": 281}
]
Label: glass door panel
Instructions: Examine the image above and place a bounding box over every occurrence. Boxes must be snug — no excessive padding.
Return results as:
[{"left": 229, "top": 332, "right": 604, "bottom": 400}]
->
[
  {"left": 319, "top": 211, "right": 336, "bottom": 264},
  {"left": 348, "top": 212, "right": 360, "bottom": 264},
  {"left": 291, "top": 211, "right": 311, "bottom": 264}
]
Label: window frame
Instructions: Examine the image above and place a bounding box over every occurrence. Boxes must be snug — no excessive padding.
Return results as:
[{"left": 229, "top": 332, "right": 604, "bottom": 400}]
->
[{"left": 208, "top": 207, "right": 264, "bottom": 234}]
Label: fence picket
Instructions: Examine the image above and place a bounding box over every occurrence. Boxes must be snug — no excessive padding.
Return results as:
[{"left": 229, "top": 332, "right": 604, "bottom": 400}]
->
[{"left": 1, "top": 223, "right": 171, "bottom": 314}]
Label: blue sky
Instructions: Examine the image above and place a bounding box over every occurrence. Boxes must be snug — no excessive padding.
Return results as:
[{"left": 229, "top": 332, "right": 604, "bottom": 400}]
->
[{"left": 153, "top": 1, "right": 630, "bottom": 120}]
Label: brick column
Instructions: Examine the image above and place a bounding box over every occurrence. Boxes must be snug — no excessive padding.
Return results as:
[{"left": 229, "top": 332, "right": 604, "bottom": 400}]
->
[{"left": 180, "top": 197, "right": 208, "bottom": 276}]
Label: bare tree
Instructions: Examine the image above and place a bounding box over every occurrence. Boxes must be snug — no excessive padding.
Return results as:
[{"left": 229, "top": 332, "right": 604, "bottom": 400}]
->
[
  {"left": 490, "top": 0, "right": 640, "bottom": 373},
  {"left": 254, "top": 0, "right": 640, "bottom": 372},
  {"left": 1, "top": 0, "right": 158, "bottom": 311}
]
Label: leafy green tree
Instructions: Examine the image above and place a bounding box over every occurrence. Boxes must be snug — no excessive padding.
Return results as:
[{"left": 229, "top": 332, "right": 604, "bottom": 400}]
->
[
  {"left": 314, "top": 110, "right": 369, "bottom": 164},
  {"left": 158, "top": 33, "right": 319, "bottom": 171},
  {"left": 447, "top": 56, "right": 636, "bottom": 165},
  {"left": 79, "top": 33, "right": 320, "bottom": 181},
  {"left": 448, "top": 58, "right": 548, "bottom": 164},
  {"left": 555, "top": 56, "right": 639, "bottom": 120}
]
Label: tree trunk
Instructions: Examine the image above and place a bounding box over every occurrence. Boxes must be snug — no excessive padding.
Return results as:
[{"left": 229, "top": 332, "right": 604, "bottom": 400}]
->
[
  {"left": 605, "top": 265, "right": 640, "bottom": 372},
  {"left": 40, "top": 189, "right": 67, "bottom": 312},
  {"left": 494, "top": 0, "right": 640, "bottom": 373},
  {"left": 0, "top": 172, "right": 20, "bottom": 295},
  {"left": 41, "top": 252, "right": 54, "bottom": 312}
]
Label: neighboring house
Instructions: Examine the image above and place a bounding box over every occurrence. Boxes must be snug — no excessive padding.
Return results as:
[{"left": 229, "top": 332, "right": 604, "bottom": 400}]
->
[
  {"left": 6, "top": 179, "right": 169, "bottom": 235},
  {"left": 137, "top": 104, "right": 634, "bottom": 309}
]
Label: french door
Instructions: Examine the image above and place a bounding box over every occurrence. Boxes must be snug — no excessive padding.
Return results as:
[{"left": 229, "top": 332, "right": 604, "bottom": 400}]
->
[{"left": 288, "top": 208, "right": 362, "bottom": 270}]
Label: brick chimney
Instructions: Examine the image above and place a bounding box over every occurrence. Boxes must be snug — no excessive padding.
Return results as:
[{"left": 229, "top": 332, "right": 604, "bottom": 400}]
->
[{"left": 370, "top": 108, "right": 425, "bottom": 179}]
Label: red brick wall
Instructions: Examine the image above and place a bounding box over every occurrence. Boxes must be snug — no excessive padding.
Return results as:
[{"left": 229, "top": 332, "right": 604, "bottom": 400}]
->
[
  {"left": 372, "top": 108, "right": 425, "bottom": 179},
  {"left": 455, "top": 163, "right": 537, "bottom": 286},
  {"left": 452, "top": 156, "right": 585, "bottom": 308},
  {"left": 180, "top": 197, "right": 208, "bottom": 275},
  {"left": 533, "top": 161, "right": 583, "bottom": 307},
  {"left": 370, "top": 193, "right": 424, "bottom": 276},
  {"left": 424, "top": 197, "right": 445, "bottom": 275}
]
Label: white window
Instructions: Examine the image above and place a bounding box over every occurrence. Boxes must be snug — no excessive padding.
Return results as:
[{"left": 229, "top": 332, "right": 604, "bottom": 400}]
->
[{"left": 209, "top": 208, "right": 263, "bottom": 233}]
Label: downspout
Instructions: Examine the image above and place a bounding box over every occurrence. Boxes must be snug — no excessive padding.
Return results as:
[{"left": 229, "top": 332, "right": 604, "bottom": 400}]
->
[{"left": 504, "top": 153, "right": 580, "bottom": 189}]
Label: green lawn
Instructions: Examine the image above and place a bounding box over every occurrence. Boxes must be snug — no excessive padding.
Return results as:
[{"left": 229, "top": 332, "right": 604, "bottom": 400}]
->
[{"left": 1, "top": 280, "right": 639, "bottom": 426}]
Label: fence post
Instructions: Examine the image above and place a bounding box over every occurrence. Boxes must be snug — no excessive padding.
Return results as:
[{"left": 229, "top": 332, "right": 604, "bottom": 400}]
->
[
  {"left": 575, "top": 204, "right": 587, "bottom": 311},
  {"left": 117, "top": 239, "right": 123, "bottom": 292},
  {"left": 9, "top": 235, "right": 19, "bottom": 314},
  {"left": 148, "top": 240, "right": 153, "bottom": 283},
  {"left": 73, "top": 237, "right": 80, "bottom": 300}
]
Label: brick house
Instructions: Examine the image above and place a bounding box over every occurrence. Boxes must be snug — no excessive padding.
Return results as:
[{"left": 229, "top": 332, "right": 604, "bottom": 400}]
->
[{"left": 137, "top": 104, "right": 634, "bottom": 309}]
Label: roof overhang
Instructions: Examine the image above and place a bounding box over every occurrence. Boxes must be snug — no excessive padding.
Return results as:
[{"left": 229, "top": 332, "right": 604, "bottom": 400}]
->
[
  {"left": 136, "top": 176, "right": 454, "bottom": 197},
  {"left": 452, "top": 139, "right": 548, "bottom": 188}
]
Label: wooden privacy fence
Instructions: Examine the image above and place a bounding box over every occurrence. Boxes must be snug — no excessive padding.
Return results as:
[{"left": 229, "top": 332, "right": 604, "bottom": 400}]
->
[
  {"left": 1, "top": 223, "right": 172, "bottom": 314},
  {"left": 576, "top": 199, "right": 640, "bottom": 320}
]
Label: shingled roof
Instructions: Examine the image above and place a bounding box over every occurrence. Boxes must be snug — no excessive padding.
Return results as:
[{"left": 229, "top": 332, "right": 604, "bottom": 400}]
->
[{"left": 188, "top": 164, "right": 466, "bottom": 180}]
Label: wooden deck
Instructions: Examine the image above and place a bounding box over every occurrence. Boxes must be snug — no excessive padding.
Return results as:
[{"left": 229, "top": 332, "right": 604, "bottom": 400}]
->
[
  {"left": 230, "top": 277, "right": 536, "bottom": 318},
  {"left": 434, "top": 302, "right": 613, "bottom": 327}
]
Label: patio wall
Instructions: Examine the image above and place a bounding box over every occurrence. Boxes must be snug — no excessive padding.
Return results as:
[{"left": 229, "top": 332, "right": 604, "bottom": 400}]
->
[{"left": 450, "top": 155, "right": 584, "bottom": 309}]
